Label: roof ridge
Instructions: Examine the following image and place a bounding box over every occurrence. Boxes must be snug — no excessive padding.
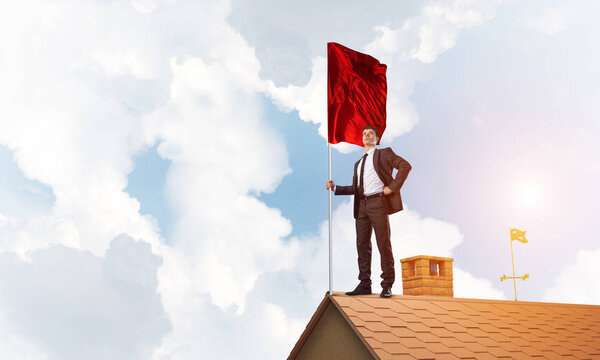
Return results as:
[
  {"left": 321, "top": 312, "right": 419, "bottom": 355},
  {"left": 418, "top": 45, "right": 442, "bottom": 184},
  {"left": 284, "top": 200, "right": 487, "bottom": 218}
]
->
[{"left": 329, "top": 291, "right": 600, "bottom": 308}]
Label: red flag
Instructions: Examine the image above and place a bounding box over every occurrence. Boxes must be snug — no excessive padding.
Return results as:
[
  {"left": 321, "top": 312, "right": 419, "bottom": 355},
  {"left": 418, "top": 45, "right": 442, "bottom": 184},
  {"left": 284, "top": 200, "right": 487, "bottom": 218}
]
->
[{"left": 327, "top": 42, "right": 387, "bottom": 146}]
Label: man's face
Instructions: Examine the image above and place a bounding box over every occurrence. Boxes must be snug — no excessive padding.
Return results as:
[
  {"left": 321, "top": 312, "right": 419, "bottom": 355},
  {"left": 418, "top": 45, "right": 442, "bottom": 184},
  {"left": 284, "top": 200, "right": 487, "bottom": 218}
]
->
[{"left": 362, "top": 129, "right": 378, "bottom": 146}]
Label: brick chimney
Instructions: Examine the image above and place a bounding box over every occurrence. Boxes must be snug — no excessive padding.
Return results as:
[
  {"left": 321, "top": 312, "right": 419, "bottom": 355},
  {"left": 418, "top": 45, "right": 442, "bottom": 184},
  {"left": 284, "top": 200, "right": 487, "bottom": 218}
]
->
[{"left": 400, "top": 255, "right": 453, "bottom": 296}]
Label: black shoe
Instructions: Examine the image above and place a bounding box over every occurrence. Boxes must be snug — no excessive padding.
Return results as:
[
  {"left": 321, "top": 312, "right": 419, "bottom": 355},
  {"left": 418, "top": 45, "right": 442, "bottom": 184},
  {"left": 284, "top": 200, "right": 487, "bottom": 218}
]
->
[
  {"left": 345, "top": 284, "right": 372, "bottom": 296},
  {"left": 380, "top": 287, "right": 392, "bottom": 298}
]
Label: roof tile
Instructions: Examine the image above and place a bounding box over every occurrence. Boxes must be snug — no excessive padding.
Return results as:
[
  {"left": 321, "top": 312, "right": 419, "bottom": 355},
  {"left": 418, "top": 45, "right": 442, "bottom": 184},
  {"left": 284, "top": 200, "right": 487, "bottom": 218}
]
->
[
  {"left": 472, "top": 336, "right": 501, "bottom": 348},
  {"left": 388, "top": 355, "right": 414, "bottom": 360},
  {"left": 356, "top": 311, "right": 381, "bottom": 322},
  {"left": 409, "top": 347, "right": 438, "bottom": 359},
  {"left": 399, "top": 299, "right": 434, "bottom": 311},
  {"left": 357, "top": 297, "right": 396, "bottom": 309},
  {"left": 451, "top": 332, "right": 478, "bottom": 343},
  {"left": 462, "top": 328, "right": 489, "bottom": 338},
  {"left": 443, "top": 323, "right": 467, "bottom": 333},
  {"left": 399, "top": 313, "right": 427, "bottom": 323},
  {"left": 495, "top": 327, "right": 522, "bottom": 338},
  {"left": 570, "top": 349, "right": 594, "bottom": 359},
  {"left": 355, "top": 325, "right": 374, "bottom": 338},
  {"left": 504, "top": 336, "right": 536, "bottom": 347},
  {"left": 384, "top": 342, "right": 411, "bottom": 355},
  {"left": 349, "top": 300, "right": 375, "bottom": 313},
  {"left": 473, "top": 353, "right": 507, "bottom": 360},
  {"left": 411, "top": 309, "right": 438, "bottom": 319},
  {"left": 492, "top": 339, "right": 521, "bottom": 352},
  {"left": 463, "top": 302, "right": 497, "bottom": 313},
  {"left": 454, "top": 318, "right": 480, "bottom": 328},
  {"left": 486, "top": 331, "right": 512, "bottom": 343},
  {"left": 486, "top": 346, "right": 514, "bottom": 357},
  {"left": 372, "top": 331, "right": 401, "bottom": 344},
  {"left": 381, "top": 317, "right": 409, "bottom": 327},
  {"left": 433, "top": 354, "right": 461, "bottom": 360},
  {"left": 425, "top": 342, "right": 451, "bottom": 354},
  {"left": 435, "top": 314, "right": 460, "bottom": 324},
  {"left": 413, "top": 332, "right": 442, "bottom": 344},
  {"left": 387, "top": 301, "right": 417, "bottom": 314},
  {"left": 373, "top": 347, "right": 393, "bottom": 360},
  {"left": 352, "top": 316, "right": 366, "bottom": 327},
  {"left": 507, "top": 351, "right": 534, "bottom": 360},
  {"left": 446, "top": 346, "right": 478, "bottom": 359},
  {"left": 405, "top": 322, "right": 432, "bottom": 333},
  {"left": 429, "top": 327, "right": 454, "bottom": 338},
  {"left": 378, "top": 308, "right": 403, "bottom": 318},
  {"left": 398, "top": 337, "right": 427, "bottom": 349},
  {"left": 437, "top": 337, "right": 467, "bottom": 348},
  {"left": 364, "top": 321, "right": 391, "bottom": 332},
  {"left": 477, "top": 323, "right": 500, "bottom": 333},
  {"left": 519, "top": 346, "right": 545, "bottom": 357},
  {"left": 462, "top": 341, "right": 489, "bottom": 353},
  {"left": 433, "top": 301, "right": 475, "bottom": 314},
  {"left": 421, "top": 318, "right": 445, "bottom": 328},
  {"left": 365, "top": 337, "right": 382, "bottom": 349}
]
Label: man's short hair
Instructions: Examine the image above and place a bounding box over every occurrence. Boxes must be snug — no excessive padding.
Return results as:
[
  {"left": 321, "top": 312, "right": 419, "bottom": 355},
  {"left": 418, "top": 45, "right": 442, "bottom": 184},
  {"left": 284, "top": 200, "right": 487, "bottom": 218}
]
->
[{"left": 362, "top": 125, "right": 380, "bottom": 138}]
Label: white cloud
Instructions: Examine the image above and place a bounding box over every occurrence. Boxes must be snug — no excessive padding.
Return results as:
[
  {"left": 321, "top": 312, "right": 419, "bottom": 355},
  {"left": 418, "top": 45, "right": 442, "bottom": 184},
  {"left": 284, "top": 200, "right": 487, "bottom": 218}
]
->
[
  {"left": 146, "top": 53, "right": 298, "bottom": 313},
  {"left": 0, "top": 0, "right": 163, "bottom": 256},
  {"left": 543, "top": 248, "right": 600, "bottom": 305},
  {"left": 131, "top": 0, "right": 161, "bottom": 14},
  {"left": 227, "top": 0, "right": 418, "bottom": 87},
  {"left": 0, "top": 212, "right": 80, "bottom": 259},
  {"left": 524, "top": 5, "right": 578, "bottom": 36},
  {"left": 372, "top": 0, "right": 499, "bottom": 66},
  {"left": 151, "top": 289, "right": 306, "bottom": 360},
  {"left": 0, "top": 313, "right": 49, "bottom": 360},
  {"left": 453, "top": 266, "right": 506, "bottom": 300},
  {"left": 376, "top": 0, "right": 499, "bottom": 64},
  {"left": 0, "top": 235, "right": 170, "bottom": 360},
  {"left": 391, "top": 205, "right": 463, "bottom": 258},
  {"left": 265, "top": 57, "right": 328, "bottom": 140}
]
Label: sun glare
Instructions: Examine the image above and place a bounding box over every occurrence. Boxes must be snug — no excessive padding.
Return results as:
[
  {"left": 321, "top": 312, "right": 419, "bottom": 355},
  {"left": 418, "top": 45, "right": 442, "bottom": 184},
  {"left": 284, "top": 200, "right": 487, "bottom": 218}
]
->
[{"left": 516, "top": 181, "right": 542, "bottom": 209}]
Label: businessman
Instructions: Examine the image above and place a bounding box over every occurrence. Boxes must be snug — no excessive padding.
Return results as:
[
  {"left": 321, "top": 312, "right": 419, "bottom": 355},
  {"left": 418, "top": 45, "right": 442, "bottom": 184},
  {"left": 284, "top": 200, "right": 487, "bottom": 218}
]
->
[{"left": 326, "top": 125, "right": 411, "bottom": 298}]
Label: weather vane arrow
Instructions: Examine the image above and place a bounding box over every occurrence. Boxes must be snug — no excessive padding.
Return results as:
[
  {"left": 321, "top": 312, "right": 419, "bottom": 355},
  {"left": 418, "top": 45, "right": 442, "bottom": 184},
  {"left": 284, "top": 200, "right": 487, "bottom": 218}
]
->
[{"left": 500, "top": 228, "right": 529, "bottom": 301}]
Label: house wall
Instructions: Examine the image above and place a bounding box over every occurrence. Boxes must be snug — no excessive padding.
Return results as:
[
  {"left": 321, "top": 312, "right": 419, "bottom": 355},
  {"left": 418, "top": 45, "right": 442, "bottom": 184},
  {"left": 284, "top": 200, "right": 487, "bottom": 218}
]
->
[{"left": 294, "top": 302, "right": 374, "bottom": 360}]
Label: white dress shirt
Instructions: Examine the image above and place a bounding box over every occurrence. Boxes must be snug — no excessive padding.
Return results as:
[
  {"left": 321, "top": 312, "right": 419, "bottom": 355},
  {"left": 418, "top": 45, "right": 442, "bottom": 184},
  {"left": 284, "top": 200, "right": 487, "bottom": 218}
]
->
[{"left": 356, "top": 147, "right": 384, "bottom": 196}]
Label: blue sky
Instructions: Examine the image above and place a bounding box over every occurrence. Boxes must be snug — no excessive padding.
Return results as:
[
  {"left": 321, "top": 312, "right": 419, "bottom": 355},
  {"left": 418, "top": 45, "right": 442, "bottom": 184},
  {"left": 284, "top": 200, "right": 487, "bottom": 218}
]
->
[{"left": 1, "top": 0, "right": 600, "bottom": 359}]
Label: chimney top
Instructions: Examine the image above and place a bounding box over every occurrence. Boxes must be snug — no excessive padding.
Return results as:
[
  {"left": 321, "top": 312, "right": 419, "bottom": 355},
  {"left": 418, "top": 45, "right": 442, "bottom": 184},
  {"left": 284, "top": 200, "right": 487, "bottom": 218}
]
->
[{"left": 400, "top": 255, "right": 454, "bottom": 297}]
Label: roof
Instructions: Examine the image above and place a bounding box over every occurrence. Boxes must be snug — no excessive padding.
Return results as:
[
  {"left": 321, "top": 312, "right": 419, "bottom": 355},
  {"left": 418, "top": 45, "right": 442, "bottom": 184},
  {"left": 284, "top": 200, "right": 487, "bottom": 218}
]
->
[{"left": 289, "top": 292, "right": 600, "bottom": 360}]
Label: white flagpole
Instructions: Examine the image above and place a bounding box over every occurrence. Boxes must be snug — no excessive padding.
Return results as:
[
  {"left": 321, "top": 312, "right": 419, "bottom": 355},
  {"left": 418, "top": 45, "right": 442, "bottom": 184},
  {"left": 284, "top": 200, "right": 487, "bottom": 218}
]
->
[
  {"left": 328, "top": 143, "right": 332, "bottom": 296},
  {"left": 327, "top": 42, "right": 333, "bottom": 296}
]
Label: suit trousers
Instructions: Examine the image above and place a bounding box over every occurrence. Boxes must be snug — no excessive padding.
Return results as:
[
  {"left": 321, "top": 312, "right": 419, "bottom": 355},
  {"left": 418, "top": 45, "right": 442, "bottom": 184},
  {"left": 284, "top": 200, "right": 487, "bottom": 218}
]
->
[{"left": 355, "top": 196, "right": 395, "bottom": 288}]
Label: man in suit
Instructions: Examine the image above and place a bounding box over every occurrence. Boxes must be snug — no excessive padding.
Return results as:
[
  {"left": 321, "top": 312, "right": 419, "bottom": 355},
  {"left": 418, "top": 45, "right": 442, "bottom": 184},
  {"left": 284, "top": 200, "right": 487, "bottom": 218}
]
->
[{"left": 326, "top": 125, "right": 411, "bottom": 298}]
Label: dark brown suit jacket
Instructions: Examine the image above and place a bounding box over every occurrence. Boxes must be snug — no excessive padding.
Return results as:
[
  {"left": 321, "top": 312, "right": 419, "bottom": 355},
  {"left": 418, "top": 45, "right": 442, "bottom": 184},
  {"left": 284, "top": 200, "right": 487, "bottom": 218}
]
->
[{"left": 334, "top": 147, "right": 411, "bottom": 219}]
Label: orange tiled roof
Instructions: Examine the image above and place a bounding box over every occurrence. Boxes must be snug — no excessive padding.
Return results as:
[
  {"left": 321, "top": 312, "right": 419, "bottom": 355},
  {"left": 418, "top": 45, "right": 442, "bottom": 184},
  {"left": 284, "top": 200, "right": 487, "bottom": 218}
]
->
[{"left": 292, "top": 292, "right": 600, "bottom": 360}]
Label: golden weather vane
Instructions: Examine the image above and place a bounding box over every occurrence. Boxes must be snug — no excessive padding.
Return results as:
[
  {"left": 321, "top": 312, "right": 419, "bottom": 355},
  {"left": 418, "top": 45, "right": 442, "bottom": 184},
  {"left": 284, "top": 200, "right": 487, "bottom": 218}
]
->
[{"left": 500, "top": 228, "right": 530, "bottom": 301}]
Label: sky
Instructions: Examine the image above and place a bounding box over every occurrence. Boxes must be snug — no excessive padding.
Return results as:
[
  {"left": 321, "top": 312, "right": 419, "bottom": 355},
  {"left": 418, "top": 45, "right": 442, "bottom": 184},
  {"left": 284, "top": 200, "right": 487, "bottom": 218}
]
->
[{"left": 1, "top": 0, "right": 599, "bottom": 359}]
